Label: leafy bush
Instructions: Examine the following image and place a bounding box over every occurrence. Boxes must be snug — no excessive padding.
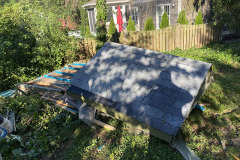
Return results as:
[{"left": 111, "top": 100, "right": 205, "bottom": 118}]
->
[
  {"left": 127, "top": 16, "right": 136, "bottom": 31},
  {"left": 177, "top": 10, "right": 189, "bottom": 24},
  {"left": 144, "top": 17, "right": 155, "bottom": 31},
  {"left": 108, "top": 18, "right": 116, "bottom": 35},
  {"left": 0, "top": 3, "right": 78, "bottom": 91},
  {"left": 160, "top": 12, "right": 169, "bottom": 29},
  {"left": 195, "top": 11, "right": 204, "bottom": 25}
]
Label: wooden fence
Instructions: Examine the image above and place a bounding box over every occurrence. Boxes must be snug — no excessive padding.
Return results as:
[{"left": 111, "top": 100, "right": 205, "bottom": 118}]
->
[
  {"left": 76, "top": 38, "right": 96, "bottom": 59},
  {"left": 115, "top": 24, "right": 222, "bottom": 52},
  {"left": 77, "top": 24, "right": 222, "bottom": 57}
]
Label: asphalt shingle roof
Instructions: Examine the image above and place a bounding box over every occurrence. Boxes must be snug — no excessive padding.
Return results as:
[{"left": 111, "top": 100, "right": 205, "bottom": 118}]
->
[
  {"left": 68, "top": 42, "right": 212, "bottom": 136},
  {"left": 82, "top": 0, "right": 130, "bottom": 7}
]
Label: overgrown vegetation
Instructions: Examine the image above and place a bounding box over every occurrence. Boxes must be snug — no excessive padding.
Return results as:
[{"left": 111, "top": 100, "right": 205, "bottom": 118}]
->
[
  {"left": 177, "top": 10, "right": 189, "bottom": 25},
  {"left": 0, "top": 2, "right": 79, "bottom": 91},
  {"left": 1, "top": 41, "right": 239, "bottom": 160},
  {"left": 195, "top": 11, "right": 203, "bottom": 25},
  {"left": 127, "top": 16, "right": 136, "bottom": 31},
  {"left": 0, "top": 0, "right": 92, "bottom": 92},
  {"left": 160, "top": 12, "right": 169, "bottom": 29},
  {"left": 0, "top": 94, "right": 78, "bottom": 159},
  {"left": 144, "top": 17, "right": 155, "bottom": 31},
  {"left": 95, "top": 0, "right": 108, "bottom": 51}
]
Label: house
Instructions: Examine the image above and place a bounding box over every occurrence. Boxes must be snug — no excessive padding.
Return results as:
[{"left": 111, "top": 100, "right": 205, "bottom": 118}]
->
[
  {"left": 83, "top": 0, "right": 213, "bottom": 34},
  {"left": 82, "top": 0, "right": 182, "bottom": 33}
]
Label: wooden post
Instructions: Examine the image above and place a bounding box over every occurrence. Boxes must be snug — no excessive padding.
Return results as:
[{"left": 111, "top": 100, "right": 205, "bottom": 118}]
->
[
  {"left": 163, "top": 28, "right": 166, "bottom": 52},
  {"left": 160, "top": 29, "right": 163, "bottom": 52},
  {"left": 189, "top": 25, "right": 192, "bottom": 49},
  {"left": 175, "top": 24, "right": 180, "bottom": 49}
]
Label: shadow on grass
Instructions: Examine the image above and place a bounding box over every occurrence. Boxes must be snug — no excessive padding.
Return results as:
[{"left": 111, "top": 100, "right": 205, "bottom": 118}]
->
[{"left": 180, "top": 41, "right": 240, "bottom": 159}]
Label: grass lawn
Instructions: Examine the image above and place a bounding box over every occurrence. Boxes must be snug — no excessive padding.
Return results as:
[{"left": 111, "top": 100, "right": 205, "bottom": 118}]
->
[{"left": 0, "top": 41, "right": 239, "bottom": 160}]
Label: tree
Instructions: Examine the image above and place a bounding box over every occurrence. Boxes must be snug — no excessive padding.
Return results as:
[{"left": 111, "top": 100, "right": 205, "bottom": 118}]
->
[
  {"left": 144, "top": 17, "right": 155, "bottom": 31},
  {"left": 195, "top": 10, "right": 203, "bottom": 24},
  {"left": 212, "top": 0, "right": 240, "bottom": 33},
  {"left": 96, "top": 0, "right": 108, "bottom": 51},
  {"left": 160, "top": 12, "right": 169, "bottom": 29},
  {"left": 127, "top": 16, "right": 136, "bottom": 31},
  {"left": 108, "top": 18, "right": 116, "bottom": 34},
  {"left": 177, "top": 10, "right": 189, "bottom": 25}
]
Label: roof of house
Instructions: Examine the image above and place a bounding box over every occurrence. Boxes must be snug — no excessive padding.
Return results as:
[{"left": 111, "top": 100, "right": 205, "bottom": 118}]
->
[
  {"left": 68, "top": 42, "right": 212, "bottom": 136},
  {"left": 82, "top": 0, "right": 130, "bottom": 8}
]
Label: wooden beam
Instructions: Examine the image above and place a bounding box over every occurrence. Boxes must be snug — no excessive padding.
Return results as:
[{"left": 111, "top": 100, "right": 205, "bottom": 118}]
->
[
  {"left": 17, "top": 84, "right": 64, "bottom": 95},
  {"left": 92, "top": 119, "right": 116, "bottom": 131},
  {"left": 67, "top": 91, "right": 173, "bottom": 143}
]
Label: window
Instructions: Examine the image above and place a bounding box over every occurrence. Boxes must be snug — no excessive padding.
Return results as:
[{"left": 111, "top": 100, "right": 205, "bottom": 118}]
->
[
  {"left": 131, "top": 7, "right": 138, "bottom": 24},
  {"left": 115, "top": 5, "right": 123, "bottom": 17},
  {"left": 107, "top": 7, "right": 113, "bottom": 22},
  {"left": 125, "top": 5, "right": 130, "bottom": 21},
  {"left": 156, "top": 4, "right": 170, "bottom": 29}
]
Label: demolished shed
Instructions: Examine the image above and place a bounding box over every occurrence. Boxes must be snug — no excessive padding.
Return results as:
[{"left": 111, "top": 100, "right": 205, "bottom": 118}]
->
[{"left": 67, "top": 42, "right": 213, "bottom": 143}]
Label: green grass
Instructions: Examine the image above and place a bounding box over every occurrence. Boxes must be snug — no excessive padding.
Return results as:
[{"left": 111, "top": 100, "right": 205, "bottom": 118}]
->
[
  {"left": 168, "top": 41, "right": 240, "bottom": 160},
  {"left": 1, "top": 41, "right": 240, "bottom": 160}
]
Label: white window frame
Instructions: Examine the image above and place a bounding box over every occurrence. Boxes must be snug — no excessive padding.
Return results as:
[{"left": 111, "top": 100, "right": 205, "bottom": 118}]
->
[
  {"left": 112, "top": 5, "right": 127, "bottom": 32},
  {"left": 156, "top": 4, "right": 171, "bottom": 29},
  {"left": 113, "top": 5, "right": 126, "bottom": 24},
  {"left": 130, "top": 7, "right": 139, "bottom": 24}
]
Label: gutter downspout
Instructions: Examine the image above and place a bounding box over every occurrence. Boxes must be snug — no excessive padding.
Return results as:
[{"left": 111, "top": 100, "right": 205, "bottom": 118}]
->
[
  {"left": 172, "top": 131, "right": 201, "bottom": 160},
  {"left": 178, "top": 0, "right": 181, "bottom": 15}
]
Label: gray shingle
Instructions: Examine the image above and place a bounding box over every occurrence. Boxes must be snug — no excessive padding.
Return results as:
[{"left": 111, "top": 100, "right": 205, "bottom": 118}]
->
[
  {"left": 67, "top": 42, "right": 212, "bottom": 137},
  {"left": 162, "top": 113, "right": 185, "bottom": 127}
]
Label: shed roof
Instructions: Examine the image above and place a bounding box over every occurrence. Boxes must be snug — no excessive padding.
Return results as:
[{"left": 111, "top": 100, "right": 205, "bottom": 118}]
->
[
  {"left": 82, "top": 0, "right": 130, "bottom": 8},
  {"left": 68, "top": 42, "right": 212, "bottom": 136}
]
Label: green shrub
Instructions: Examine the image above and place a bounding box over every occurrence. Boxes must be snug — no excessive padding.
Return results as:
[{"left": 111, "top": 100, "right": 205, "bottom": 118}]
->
[
  {"left": 108, "top": 18, "right": 116, "bottom": 34},
  {"left": 177, "top": 10, "right": 189, "bottom": 24},
  {"left": 127, "top": 16, "right": 136, "bottom": 31},
  {"left": 160, "top": 12, "right": 169, "bottom": 29},
  {"left": 195, "top": 11, "right": 204, "bottom": 24},
  {"left": 0, "top": 3, "right": 77, "bottom": 91},
  {"left": 96, "top": 0, "right": 108, "bottom": 51},
  {"left": 144, "top": 17, "right": 155, "bottom": 31}
]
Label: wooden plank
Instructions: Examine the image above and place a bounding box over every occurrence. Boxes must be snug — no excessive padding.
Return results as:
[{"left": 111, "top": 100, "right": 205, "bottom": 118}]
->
[
  {"left": 189, "top": 25, "right": 192, "bottom": 48},
  {"left": 210, "top": 24, "right": 213, "bottom": 43},
  {"left": 163, "top": 29, "right": 166, "bottom": 52},
  {"left": 137, "top": 31, "right": 140, "bottom": 48},
  {"left": 92, "top": 119, "right": 116, "bottom": 130},
  {"left": 186, "top": 25, "right": 188, "bottom": 49},
  {"left": 169, "top": 27, "right": 171, "bottom": 51},
  {"left": 181, "top": 25, "right": 184, "bottom": 50},
  {"left": 197, "top": 25, "right": 200, "bottom": 47},
  {"left": 157, "top": 30, "right": 160, "bottom": 51},
  {"left": 194, "top": 25, "right": 196, "bottom": 48},
  {"left": 201, "top": 24, "right": 204, "bottom": 47},
  {"left": 18, "top": 84, "right": 64, "bottom": 94},
  {"left": 165, "top": 28, "right": 168, "bottom": 51},
  {"left": 183, "top": 25, "right": 186, "bottom": 50},
  {"left": 160, "top": 29, "right": 163, "bottom": 52},
  {"left": 175, "top": 24, "right": 180, "bottom": 49},
  {"left": 133, "top": 31, "right": 136, "bottom": 47}
]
